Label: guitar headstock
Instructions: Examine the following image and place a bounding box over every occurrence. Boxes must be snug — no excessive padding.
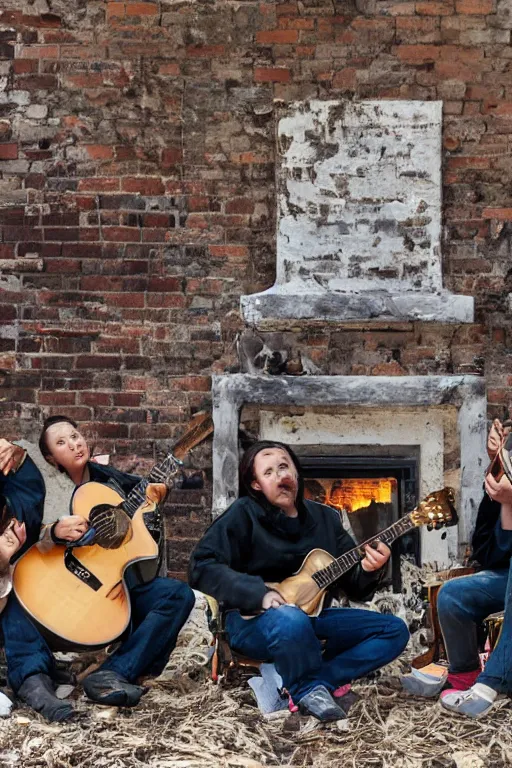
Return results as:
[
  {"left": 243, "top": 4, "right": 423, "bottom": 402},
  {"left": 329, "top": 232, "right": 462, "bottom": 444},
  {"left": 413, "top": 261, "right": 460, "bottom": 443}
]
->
[
  {"left": 409, "top": 487, "right": 458, "bottom": 531},
  {"left": 172, "top": 411, "right": 214, "bottom": 461}
]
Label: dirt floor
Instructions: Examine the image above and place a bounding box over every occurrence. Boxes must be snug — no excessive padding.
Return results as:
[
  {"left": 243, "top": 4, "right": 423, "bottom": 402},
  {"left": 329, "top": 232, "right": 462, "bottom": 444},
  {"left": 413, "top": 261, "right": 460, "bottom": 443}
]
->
[{"left": 1, "top": 600, "right": 511, "bottom": 768}]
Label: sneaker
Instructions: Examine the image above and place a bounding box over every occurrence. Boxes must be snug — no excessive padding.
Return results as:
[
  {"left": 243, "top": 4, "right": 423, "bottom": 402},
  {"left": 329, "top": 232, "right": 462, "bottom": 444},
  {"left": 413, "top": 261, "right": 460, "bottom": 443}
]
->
[
  {"left": 440, "top": 688, "right": 495, "bottom": 718},
  {"left": 400, "top": 666, "right": 447, "bottom": 698},
  {"left": 446, "top": 669, "right": 480, "bottom": 691}
]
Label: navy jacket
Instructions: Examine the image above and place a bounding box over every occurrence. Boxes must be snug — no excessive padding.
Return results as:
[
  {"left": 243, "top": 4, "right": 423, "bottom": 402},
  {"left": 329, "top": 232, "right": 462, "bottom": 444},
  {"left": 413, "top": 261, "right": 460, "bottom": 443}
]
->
[
  {"left": 189, "top": 495, "right": 382, "bottom": 615},
  {"left": 0, "top": 455, "right": 45, "bottom": 559},
  {"left": 471, "top": 492, "right": 512, "bottom": 570}
]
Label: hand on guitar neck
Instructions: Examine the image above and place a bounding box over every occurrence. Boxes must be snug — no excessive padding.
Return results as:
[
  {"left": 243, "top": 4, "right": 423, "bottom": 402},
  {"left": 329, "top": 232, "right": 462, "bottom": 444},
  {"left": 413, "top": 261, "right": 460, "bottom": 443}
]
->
[{"left": 360, "top": 541, "right": 391, "bottom": 573}]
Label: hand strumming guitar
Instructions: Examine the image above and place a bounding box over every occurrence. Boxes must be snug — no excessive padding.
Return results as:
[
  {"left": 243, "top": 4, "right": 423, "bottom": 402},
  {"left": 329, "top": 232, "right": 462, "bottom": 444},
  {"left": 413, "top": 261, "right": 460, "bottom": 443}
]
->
[
  {"left": 360, "top": 541, "right": 391, "bottom": 572},
  {"left": 487, "top": 418, "right": 512, "bottom": 461},
  {"left": 262, "top": 590, "right": 286, "bottom": 610},
  {"left": 0, "top": 440, "right": 25, "bottom": 476},
  {"left": 54, "top": 515, "right": 89, "bottom": 542}
]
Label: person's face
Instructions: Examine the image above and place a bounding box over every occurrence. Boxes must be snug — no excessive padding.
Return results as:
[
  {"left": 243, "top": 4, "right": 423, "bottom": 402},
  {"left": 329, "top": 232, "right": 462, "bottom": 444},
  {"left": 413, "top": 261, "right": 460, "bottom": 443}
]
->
[
  {"left": 0, "top": 516, "right": 26, "bottom": 569},
  {"left": 44, "top": 422, "right": 90, "bottom": 475},
  {"left": 250, "top": 448, "right": 299, "bottom": 512}
]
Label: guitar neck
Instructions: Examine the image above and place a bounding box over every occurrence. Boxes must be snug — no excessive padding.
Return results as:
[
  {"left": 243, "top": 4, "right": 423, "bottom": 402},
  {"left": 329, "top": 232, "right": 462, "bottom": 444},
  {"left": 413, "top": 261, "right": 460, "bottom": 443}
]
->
[
  {"left": 122, "top": 453, "right": 181, "bottom": 518},
  {"left": 312, "top": 514, "right": 415, "bottom": 590}
]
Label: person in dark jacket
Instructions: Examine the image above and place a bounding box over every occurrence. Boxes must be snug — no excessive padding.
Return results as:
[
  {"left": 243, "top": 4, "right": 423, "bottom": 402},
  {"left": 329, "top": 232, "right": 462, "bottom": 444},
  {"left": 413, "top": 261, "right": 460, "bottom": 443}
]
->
[
  {"left": 1, "top": 417, "right": 195, "bottom": 722},
  {"left": 189, "top": 440, "right": 409, "bottom": 722},
  {"left": 402, "top": 418, "right": 512, "bottom": 716},
  {"left": 0, "top": 439, "right": 42, "bottom": 613}
]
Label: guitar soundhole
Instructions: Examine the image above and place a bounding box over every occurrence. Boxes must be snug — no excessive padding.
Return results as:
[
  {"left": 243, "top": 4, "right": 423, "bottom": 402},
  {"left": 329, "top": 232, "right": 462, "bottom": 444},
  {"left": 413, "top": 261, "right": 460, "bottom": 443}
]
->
[{"left": 88, "top": 505, "right": 132, "bottom": 549}]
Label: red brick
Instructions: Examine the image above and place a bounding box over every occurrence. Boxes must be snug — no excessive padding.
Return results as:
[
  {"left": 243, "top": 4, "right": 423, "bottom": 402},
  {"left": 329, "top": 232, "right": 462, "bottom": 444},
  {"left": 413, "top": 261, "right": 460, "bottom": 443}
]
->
[
  {"left": 225, "top": 198, "right": 255, "bottom": 214},
  {"left": 482, "top": 208, "right": 512, "bottom": 220},
  {"left": 78, "top": 178, "right": 120, "bottom": 192},
  {"left": 332, "top": 68, "right": 357, "bottom": 88},
  {"left": 38, "top": 391, "right": 77, "bottom": 405},
  {"left": 126, "top": 2, "right": 159, "bottom": 15},
  {"left": 280, "top": 18, "right": 314, "bottom": 29},
  {"left": 169, "top": 376, "right": 211, "bottom": 392},
  {"left": 102, "top": 226, "right": 140, "bottom": 242},
  {"left": 161, "top": 147, "right": 182, "bottom": 167},
  {"left": 447, "top": 156, "right": 490, "bottom": 169},
  {"left": 80, "top": 392, "right": 112, "bottom": 406},
  {"left": 20, "top": 45, "right": 59, "bottom": 58},
  {"left": 0, "top": 143, "right": 18, "bottom": 160},
  {"left": 254, "top": 67, "right": 291, "bottom": 82},
  {"left": 455, "top": 0, "right": 494, "bottom": 12},
  {"left": 15, "top": 74, "right": 58, "bottom": 90},
  {"left": 395, "top": 44, "right": 441, "bottom": 62},
  {"left": 159, "top": 62, "right": 180, "bottom": 76},
  {"left": 416, "top": 1, "right": 455, "bottom": 13},
  {"left": 76, "top": 355, "right": 122, "bottom": 369},
  {"left": 106, "top": 2, "right": 125, "bottom": 19},
  {"left": 256, "top": 29, "right": 298, "bottom": 44},
  {"left": 275, "top": 4, "right": 298, "bottom": 16},
  {"left": 186, "top": 45, "right": 226, "bottom": 58},
  {"left": 121, "top": 177, "right": 165, "bottom": 195},
  {"left": 148, "top": 277, "right": 182, "bottom": 291},
  {"left": 13, "top": 59, "right": 38, "bottom": 74},
  {"left": 85, "top": 144, "right": 114, "bottom": 160}
]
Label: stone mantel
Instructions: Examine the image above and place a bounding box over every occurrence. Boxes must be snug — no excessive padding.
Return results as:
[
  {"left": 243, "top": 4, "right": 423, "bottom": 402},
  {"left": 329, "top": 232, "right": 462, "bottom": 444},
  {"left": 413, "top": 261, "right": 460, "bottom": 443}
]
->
[
  {"left": 211, "top": 374, "right": 487, "bottom": 557},
  {"left": 241, "top": 100, "right": 474, "bottom": 326}
]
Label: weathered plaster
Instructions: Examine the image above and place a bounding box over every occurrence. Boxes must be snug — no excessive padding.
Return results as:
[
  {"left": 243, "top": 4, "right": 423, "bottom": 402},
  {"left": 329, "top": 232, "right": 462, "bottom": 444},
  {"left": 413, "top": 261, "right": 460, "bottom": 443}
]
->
[
  {"left": 211, "top": 374, "right": 486, "bottom": 562},
  {"left": 241, "top": 100, "right": 474, "bottom": 326}
]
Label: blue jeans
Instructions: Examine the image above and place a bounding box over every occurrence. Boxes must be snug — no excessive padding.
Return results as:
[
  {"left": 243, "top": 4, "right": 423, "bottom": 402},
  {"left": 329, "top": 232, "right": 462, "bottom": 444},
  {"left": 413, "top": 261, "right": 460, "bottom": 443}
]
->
[
  {"left": 226, "top": 605, "right": 409, "bottom": 702},
  {"left": 437, "top": 569, "right": 508, "bottom": 675},
  {"left": 2, "top": 577, "right": 195, "bottom": 692},
  {"left": 479, "top": 559, "right": 512, "bottom": 693}
]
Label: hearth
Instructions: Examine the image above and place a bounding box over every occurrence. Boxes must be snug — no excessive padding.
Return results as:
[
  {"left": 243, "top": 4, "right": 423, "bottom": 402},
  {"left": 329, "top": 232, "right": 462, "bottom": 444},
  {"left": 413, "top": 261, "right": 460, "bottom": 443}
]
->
[{"left": 300, "top": 455, "right": 419, "bottom": 592}]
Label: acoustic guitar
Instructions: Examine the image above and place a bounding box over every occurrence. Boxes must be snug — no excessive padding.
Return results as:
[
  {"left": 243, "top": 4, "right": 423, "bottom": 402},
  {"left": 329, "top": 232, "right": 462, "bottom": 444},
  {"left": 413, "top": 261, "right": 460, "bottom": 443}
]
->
[
  {"left": 245, "top": 487, "right": 458, "bottom": 619},
  {"left": 13, "top": 412, "right": 213, "bottom": 650}
]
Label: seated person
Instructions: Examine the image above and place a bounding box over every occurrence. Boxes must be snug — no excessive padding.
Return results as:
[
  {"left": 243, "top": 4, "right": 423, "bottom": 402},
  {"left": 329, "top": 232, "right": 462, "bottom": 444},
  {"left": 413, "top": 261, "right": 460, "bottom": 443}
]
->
[
  {"left": 0, "top": 495, "right": 27, "bottom": 616},
  {"left": 189, "top": 440, "right": 409, "bottom": 722},
  {"left": 402, "top": 419, "right": 512, "bottom": 716},
  {"left": 1, "top": 418, "right": 195, "bottom": 721}
]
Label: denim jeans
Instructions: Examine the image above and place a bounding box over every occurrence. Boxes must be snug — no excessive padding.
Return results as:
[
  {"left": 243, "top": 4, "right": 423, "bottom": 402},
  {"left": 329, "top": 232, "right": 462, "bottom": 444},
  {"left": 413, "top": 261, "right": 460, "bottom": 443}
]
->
[
  {"left": 2, "top": 577, "right": 195, "bottom": 692},
  {"left": 437, "top": 569, "right": 508, "bottom": 674},
  {"left": 479, "top": 559, "right": 512, "bottom": 693},
  {"left": 226, "top": 605, "right": 409, "bottom": 702}
]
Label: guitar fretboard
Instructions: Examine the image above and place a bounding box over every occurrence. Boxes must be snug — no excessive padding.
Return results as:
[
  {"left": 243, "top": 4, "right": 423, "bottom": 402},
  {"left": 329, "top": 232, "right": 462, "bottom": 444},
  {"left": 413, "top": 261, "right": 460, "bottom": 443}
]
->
[
  {"left": 311, "top": 514, "right": 415, "bottom": 590},
  {"left": 121, "top": 454, "right": 182, "bottom": 518}
]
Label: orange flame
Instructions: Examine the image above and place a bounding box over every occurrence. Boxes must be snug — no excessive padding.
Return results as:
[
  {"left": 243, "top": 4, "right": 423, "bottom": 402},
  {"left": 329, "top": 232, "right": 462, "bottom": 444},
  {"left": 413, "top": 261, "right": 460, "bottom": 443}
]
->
[{"left": 305, "top": 477, "right": 395, "bottom": 513}]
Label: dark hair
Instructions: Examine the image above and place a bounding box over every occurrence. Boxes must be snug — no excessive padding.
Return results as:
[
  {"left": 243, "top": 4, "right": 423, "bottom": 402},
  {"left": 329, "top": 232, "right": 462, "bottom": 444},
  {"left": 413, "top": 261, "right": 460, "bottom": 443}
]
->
[
  {"left": 238, "top": 440, "right": 305, "bottom": 512},
  {"left": 39, "top": 415, "right": 79, "bottom": 462}
]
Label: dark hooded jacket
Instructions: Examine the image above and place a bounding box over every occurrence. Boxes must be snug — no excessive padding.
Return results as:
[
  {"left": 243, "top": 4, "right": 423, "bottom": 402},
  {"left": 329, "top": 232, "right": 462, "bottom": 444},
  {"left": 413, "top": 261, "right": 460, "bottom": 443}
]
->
[
  {"left": 189, "top": 487, "right": 384, "bottom": 615},
  {"left": 0, "top": 453, "right": 45, "bottom": 559},
  {"left": 471, "top": 491, "right": 512, "bottom": 570}
]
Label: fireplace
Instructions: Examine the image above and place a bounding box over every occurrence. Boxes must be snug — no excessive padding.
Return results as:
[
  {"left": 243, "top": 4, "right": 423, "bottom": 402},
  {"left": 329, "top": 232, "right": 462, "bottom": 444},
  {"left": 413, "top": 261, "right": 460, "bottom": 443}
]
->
[
  {"left": 211, "top": 374, "right": 488, "bottom": 569},
  {"left": 300, "top": 455, "right": 419, "bottom": 592}
]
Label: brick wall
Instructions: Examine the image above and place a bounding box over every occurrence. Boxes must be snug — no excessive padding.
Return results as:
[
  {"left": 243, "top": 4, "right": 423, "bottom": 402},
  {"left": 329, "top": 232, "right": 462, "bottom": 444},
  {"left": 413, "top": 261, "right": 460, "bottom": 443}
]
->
[{"left": 0, "top": 0, "right": 511, "bottom": 574}]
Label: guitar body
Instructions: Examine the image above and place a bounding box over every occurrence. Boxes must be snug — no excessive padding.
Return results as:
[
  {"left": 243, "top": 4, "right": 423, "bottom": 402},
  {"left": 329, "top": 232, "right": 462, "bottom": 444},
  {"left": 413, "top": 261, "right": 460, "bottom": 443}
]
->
[
  {"left": 13, "top": 482, "right": 159, "bottom": 650},
  {"left": 261, "top": 548, "right": 336, "bottom": 618}
]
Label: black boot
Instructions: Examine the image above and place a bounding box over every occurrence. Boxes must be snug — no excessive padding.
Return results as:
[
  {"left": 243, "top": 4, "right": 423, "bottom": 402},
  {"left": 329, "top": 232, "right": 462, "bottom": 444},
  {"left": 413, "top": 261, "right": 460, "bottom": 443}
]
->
[
  {"left": 17, "top": 673, "right": 75, "bottom": 722},
  {"left": 83, "top": 670, "right": 147, "bottom": 707},
  {"left": 298, "top": 685, "right": 347, "bottom": 722}
]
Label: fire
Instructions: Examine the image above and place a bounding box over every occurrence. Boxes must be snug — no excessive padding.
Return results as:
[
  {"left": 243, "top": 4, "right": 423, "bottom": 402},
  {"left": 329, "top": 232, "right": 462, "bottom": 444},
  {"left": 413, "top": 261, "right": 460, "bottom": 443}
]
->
[{"left": 304, "top": 477, "right": 395, "bottom": 513}]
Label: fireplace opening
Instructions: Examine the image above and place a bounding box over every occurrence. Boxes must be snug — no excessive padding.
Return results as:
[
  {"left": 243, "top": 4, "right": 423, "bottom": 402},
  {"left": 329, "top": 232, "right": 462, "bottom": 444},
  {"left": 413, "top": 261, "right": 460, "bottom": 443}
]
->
[{"left": 300, "top": 456, "right": 419, "bottom": 593}]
